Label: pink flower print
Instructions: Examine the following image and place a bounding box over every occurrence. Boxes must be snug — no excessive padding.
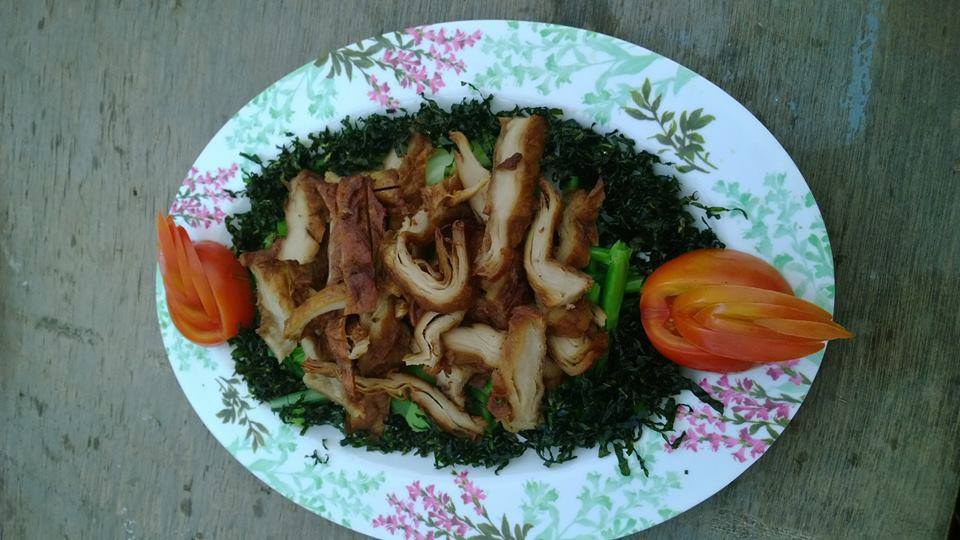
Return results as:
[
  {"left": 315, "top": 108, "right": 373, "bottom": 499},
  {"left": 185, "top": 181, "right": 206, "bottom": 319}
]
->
[
  {"left": 453, "top": 470, "right": 486, "bottom": 508},
  {"left": 432, "top": 511, "right": 468, "bottom": 537},
  {"left": 449, "top": 29, "right": 481, "bottom": 51},
  {"left": 766, "top": 364, "right": 786, "bottom": 380},
  {"left": 421, "top": 485, "right": 445, "bottom": 513},
  {"left": 737, "top": 427, "right": 764, "bottom": 450},
  {"left": 367, "top": 75, "right": 396, "bottom": 107},
  {"left": 774, "top": 402, "right": 792, "bottom": 420},
  {"left": 732, "top": 397, "right": 772, "bottom": 421},
  {"left": 732, "top": 446, "right": 748, "bottom": 463},
  {"left": 704, "top": 431, "right": 726, "bottom": 451},
  {"left": 399, "top": 65, "right": 428, "bottom": 93},
  {"left": 169, "top": 164, "right": 238, "bottom": 228},
  {"left": 407, "top": 481, "right": 421, "bottom": 501},
  {"left": 788, "top": 373, "right": 805, "bottom": 385},
  {"left": 372, "top": 514, "right": 400, "bottom": 534},
  {"left": 406, "top": 26, "right": 425, "bottom": 45}
]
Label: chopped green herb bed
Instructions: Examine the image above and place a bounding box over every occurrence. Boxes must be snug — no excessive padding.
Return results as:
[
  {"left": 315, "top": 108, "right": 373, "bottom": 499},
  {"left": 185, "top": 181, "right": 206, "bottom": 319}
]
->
[{"left": 226, "top": 96, "right": 723, "bottom": 474}]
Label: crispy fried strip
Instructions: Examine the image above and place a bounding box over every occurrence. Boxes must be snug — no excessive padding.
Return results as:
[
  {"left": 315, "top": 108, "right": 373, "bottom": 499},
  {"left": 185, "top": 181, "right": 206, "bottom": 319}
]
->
[
  {"left": 442, "top": 323, "right": 504, "bottom": 369},
  {"left": 449, "top": 131, "right": 491, "bottom": 219},
  {"left": 277, "top": 171, "right": 328, "bottom": 264},
  {"left": 403, "top": 310, "right": 466, "bottom": 369},
  {"left": 524, "top": 179, "right": 593, "bottom": 308},
  {"left": 547, "top": 329, "right": 608, "bottom": 376},
  {"left": 555, "top": 181, "right": 605, "bottom": 268},
  {"left": 383, "top": 220, "right": 474, "bottom": 313},
  {"left": 283, "top": 283, "right": 347, "bottom": 340},
  {"left": 474, "top": 116, "right": 547, "bottom": 279},
  {"left": 489, "top": 306, "right": 546, "bottom": 432}
]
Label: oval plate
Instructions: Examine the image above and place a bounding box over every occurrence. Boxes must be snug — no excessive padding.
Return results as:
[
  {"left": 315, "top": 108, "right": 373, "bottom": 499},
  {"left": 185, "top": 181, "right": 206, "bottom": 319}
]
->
[{"left": 157, "top": 20, "right": 835, "bottom": 539}]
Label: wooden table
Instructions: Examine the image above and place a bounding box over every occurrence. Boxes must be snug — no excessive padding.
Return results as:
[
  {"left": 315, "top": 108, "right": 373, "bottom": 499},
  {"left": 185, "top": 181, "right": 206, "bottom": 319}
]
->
[{"left": 2, "top": 1, "right": 958, "bottom": 538}]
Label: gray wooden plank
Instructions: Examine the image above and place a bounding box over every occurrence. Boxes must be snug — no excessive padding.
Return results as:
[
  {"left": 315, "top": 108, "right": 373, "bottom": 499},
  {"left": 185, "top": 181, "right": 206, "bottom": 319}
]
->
[{"left": 0, "top": 0, "right": 957, "bottom": 539}]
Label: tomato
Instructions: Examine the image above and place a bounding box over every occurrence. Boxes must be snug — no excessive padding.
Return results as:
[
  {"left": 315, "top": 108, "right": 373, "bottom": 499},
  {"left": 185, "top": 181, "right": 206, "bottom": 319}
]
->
[
  {"left": 193, "top": 240, "right": 255, "bottom": 337},
  {"left": 640, "top": 249, "right": 850, "bottom": 372},
  {"left": 156, "top": 213, "right": 254, "bottom": 345},
  {"left": 640, "top": 249, "right": 793, "bottom": 371}
]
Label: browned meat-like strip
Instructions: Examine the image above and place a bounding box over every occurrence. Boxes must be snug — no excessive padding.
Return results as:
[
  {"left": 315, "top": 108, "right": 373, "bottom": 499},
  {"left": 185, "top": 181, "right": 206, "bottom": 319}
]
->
[
  {"left": 401, "top": 176, "right": 487, "bottom": 245},
  {"left": 316, "top": 180, "right": 343, "bottom": 286},
  {"left": 354, "top": 373, "right": 486, "bottom": 438},
  {"left": 396, "top": 132, "right": 432, "bottom": 207},
  {"left": 487, "top": 306, "right": 546, "bottom": 432},
  {"left": 302, "top": 371, "right": 389, "bottom": 436},
  {"left": 555, "top": 181, "right": 604, "bottom": 268},
  {"left": 442, "top": 323, "right": 504, "bottom": 369},
  {"left": 543, "top": 299, "right": 594, "bottom": 337},
  {"left": 403, "top": 310, "right": 466, "bottom": 370},
  {"left": 240, "top": 251, "right": 323, "bottom": 360},
  {"left": 524, "top": 179, "right": 592, "bottom": 308},
  {"left": 449, "top": 131, "right": 491, "bottom": 219},
  {"left": 474, "top": 116, "right": 547, "bottom": 279},
  {"left": 357, "top": 293, "right": 409, "bottom": 377},
  {"left": 323, "top": 316, "right": 356, "bottom": 394},
  {"left": 382, "top": 220, "right": 474, "bottom": 313},
  {"left": 282, "top": 282, "right": 347, "bottom": 340},
  {"left": 277, "top": 171, "right": 329, "bottom": 264},
  {"left": 471, "top": 257, "right": 532, "bottom": 330},
  {"left": 335, "top": 176, "right": 384, "bottom": 314},
  {"left": 436, "top": 365, "right": 478, "bottom": 408},
  {"left": 547, "top": 326, "right": 608, "bottom": 376},
  {"left": 346, "top": 392, "right": 390, "bottom": 436},
  {"left": 543, "top": 356, "right": 565, "bottom": 390}
]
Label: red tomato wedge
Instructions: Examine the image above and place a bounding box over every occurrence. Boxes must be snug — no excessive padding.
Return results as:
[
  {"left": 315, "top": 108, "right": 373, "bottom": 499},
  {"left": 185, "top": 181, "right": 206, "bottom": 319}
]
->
[
  {"left": 156, "top": 213, "right": 254, "bottom": 345},
  {"left": 193, "top": 240, "right": 255, "bottom": 338},
  {"left": 640, "top": 249, "right": 851, "bottom": 372},
  {"left": 180, "top": 228, "right": 221, "bottom": 322},
  {"left": 673, "top": 310, "right": 828, "bottom": 363}
]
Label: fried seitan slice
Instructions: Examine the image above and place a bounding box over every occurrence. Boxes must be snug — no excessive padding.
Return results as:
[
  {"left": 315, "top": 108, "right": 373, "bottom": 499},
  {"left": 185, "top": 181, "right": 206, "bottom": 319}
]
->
[
  {"left": 474, "top": 115, "right": 547, "bottom": 279},
  {"left": 555, "top": 181, "right": 604, "bottom": 269},
  {"left": 277, "top": 171, "right": 328, "bottom": 264},
  {"left": 382, "top": 220, "right": 474, "bottom": 313},
  {"left": 488, "top": 306, "right": 546, "bottom": 432},
  {"left": 523, "top": 179, "right": 592, "bottom": 308}
]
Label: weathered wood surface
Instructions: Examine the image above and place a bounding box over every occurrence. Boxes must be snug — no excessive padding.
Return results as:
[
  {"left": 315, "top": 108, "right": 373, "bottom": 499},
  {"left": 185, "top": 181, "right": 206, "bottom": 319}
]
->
[{"left": 1, "top": 1, "right": 958, "bottom": 538}]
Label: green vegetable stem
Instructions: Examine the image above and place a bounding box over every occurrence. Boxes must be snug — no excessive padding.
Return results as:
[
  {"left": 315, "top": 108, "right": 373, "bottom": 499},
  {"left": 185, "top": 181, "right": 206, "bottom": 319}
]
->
[
  {"left": 601, "top": 241, "right": 633, "bottom": 330},
  {"left": 267, "top": 389, "right": 327, "bottom": 410},
  {"left": 589, "top": 246, "right": 612, "bottom": 265}
]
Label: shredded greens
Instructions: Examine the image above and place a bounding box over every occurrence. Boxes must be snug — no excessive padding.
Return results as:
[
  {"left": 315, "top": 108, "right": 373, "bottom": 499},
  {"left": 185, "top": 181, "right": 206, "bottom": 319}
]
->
[{"left": 226, "top": 95, "right": 724, "bottom": 474}]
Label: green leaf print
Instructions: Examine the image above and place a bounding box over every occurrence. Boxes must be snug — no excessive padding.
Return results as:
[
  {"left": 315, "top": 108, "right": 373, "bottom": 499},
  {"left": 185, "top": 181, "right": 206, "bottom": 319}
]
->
[
  {"left": 475, "top": 24, "right": 668, "bottom": 123},
  {"left": 227, "top": 424, "right": 385, "bottom": 527},
  {"left": 224, "top": 64, "right": 338, "bottom": 155},
  {"left": 624, "top": 79, "right": 718, "bottom": 173},
  {"left": 712, "top": 173, "right": 835, "bottom": 310},
  {"left": 522, "top": 444, "right": 681, "bottom": 540}
]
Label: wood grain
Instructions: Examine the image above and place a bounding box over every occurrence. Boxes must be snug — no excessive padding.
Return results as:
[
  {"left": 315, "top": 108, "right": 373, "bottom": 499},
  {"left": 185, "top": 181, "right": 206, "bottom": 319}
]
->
[{"left": 1, "top": 1, "right": 958, "bottom": 538}]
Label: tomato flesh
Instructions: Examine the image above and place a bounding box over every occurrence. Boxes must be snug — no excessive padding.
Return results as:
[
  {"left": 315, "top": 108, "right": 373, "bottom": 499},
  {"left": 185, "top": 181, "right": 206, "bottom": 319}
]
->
[
  {"left": 156, "top": 214, "right": 254, "bottom": 345},
  {"left": 639, "top": 249, "right": 849, "bottom": 372},
  {"left": 194, "top": 241, "right": 255, "bottom": 338}
]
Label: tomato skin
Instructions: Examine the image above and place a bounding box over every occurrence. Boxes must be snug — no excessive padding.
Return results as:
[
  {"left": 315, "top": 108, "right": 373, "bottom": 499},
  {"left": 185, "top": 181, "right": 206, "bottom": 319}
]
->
[
  {"left": 639, "top": 249, "right": 850, "bottom": 372},
  {"left": 156, "top": 214, "right": 254, "bottom": 346},
  {"left": 194, "top": 241, "right": 255, "bottom": 338},
  {"left": 640, "top": 308, "right": 756, "bottom": 372},
  {"left": 640, "top": 249, "right": 794, "bottom": 372},
  {"left": 672, "top": 309, "right": 827, "bottom": 363},
  {"left": 168, "top": 299, "right": 225, "bottom": 345}
]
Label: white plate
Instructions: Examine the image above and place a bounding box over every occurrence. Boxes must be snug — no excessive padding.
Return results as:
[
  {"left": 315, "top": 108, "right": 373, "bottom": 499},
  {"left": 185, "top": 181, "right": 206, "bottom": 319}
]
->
[{"left": 158, "top": 20, "right": 836, "bottom": 539}]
